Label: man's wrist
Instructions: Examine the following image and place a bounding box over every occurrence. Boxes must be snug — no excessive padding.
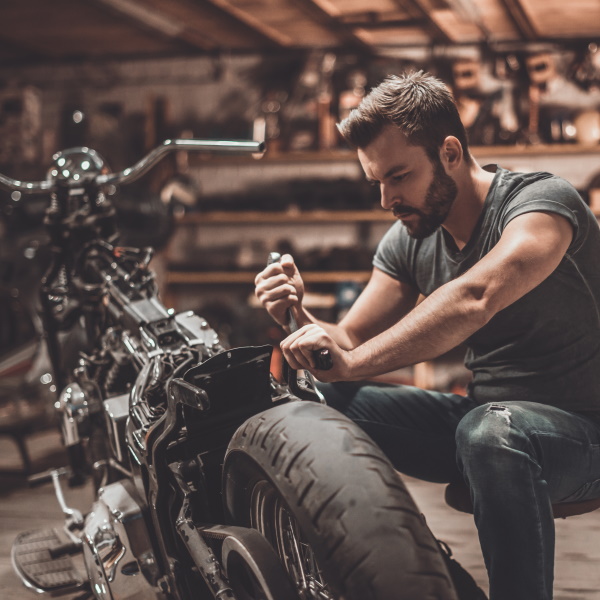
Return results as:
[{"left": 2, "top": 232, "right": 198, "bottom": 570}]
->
[
  {"left": 344, "top": 347, "right": 365, "bottom": 381},
  {"left": 290, "top": 305, "right": 311, "bottom": 328}
]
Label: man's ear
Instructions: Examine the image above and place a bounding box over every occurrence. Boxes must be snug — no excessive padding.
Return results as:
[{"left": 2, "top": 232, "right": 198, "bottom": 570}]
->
[{"left": 440, "top": 136, "right": 463, "bottom": 170}]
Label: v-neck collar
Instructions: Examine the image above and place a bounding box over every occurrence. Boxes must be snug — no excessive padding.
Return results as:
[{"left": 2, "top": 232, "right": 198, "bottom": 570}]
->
[{"left": 440, "top": 164, "right": 503, "bottom": 263}]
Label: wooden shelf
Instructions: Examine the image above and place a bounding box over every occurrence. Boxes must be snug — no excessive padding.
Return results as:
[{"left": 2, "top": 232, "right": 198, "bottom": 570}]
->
[
  {"left": 166, "top": 270, "right": 372, "bottom": 285},
  {"left": 190, "top": 149, "right": 357, "bottom": 165},
  {"left": 189, "top": 143, "right": 600, "bottom": 166},
  {"left": 176, "top": 210, "right": 393, "bottom": 225},
  {"left": 471, "top": 143, "right": 600, "bottom": 157}
]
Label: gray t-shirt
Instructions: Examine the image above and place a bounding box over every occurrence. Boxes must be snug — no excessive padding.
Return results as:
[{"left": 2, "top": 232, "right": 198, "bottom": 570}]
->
[{"left": 373, "top": 165, "right": 600, "bottom": 416}]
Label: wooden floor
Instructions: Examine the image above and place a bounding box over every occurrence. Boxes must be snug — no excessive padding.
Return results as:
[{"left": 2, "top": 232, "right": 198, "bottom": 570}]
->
[{"left": 0, "top": 428, "right": 599, "bottom": 599}]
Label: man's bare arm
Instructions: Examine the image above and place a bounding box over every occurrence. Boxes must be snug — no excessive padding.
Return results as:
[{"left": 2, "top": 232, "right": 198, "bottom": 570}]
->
[
  {"left": 281, "top": 211, "right": 574, "bottom": 380},
  {"left": 318, "top": 268, "right": 419, "bottom": 349}
]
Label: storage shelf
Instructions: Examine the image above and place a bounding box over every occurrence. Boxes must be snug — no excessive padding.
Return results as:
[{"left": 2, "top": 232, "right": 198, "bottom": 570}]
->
[
  {"left": 189, "top": 143, "right": 600, "bottom": 166},
  {"left": 190, "top": 149, "right": 357, "bottom": 164},
  {"left": 177, "top": 210, "right": 393, "bottom": 225},
  {"left": 472, "top": 143, "right": 600, "bottom": 157},
  {"left": 166, "top": 270, "right": 372, "bottom": 285}
]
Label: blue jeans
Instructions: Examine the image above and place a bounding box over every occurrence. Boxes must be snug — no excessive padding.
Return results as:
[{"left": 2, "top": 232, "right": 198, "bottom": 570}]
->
[{"left": 318, "top": 381, "right": 600, "bottom": 600}]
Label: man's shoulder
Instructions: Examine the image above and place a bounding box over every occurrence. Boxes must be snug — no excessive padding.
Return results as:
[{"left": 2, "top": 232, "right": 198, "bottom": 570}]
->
[
  {"left": 491, "top": 167, "right": 583, "bottom": 214},
  {"left": 491, "top": 167, "right": 594, "bottom": 254},
  {"left": 495, "top": 167, "right": 577, "bottom": 198}
]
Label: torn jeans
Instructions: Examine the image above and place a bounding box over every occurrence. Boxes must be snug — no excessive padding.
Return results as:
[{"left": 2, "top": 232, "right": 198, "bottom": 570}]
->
[{"left": 318, "top": 381, "right": 600, "bottom": 600}]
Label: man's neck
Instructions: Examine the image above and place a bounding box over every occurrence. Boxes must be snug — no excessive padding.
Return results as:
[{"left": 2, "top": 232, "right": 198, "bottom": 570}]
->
[{"left": 443, "top": 163, "right": 496, "bottom": 250}]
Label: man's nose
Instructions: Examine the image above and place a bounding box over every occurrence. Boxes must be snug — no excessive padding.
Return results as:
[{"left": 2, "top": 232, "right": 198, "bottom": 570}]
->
[{"left": 379, "top": 183, "right": 395, "bottom": 210}]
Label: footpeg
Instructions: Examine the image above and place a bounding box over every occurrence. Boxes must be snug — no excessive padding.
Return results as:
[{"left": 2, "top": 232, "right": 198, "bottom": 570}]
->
[{"left": 11, "top": 528, "right": 87, "bottom": 596}]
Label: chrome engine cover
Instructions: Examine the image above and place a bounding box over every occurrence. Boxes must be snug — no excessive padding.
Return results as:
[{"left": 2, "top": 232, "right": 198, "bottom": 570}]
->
[
  {"left": 103, "top": 392, "right": 130, "bottom": 465},
  {"left": 83, "top": 479, "right": 161, "bottom": 600},
  {"left": 57, "top": 382, "right": 90, "bottom": 446}
]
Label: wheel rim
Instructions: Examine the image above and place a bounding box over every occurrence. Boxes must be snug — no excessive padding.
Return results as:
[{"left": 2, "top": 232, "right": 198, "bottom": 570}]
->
[{"left": 250, "top": 480, "right": 335, "bottom": 600}]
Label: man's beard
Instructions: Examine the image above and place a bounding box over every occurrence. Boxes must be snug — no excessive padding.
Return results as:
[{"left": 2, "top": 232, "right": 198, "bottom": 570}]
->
[{"left": 394, "top": 161, "right": 458, "bottom": 239}]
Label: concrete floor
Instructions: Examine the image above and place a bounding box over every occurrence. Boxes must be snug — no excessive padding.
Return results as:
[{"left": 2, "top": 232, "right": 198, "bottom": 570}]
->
[
  {"left": 0, "top": 428, "right": 599, "bottom": 599},
  {"left": 407, "top": 475, "right": 600, "bottom": 599}
]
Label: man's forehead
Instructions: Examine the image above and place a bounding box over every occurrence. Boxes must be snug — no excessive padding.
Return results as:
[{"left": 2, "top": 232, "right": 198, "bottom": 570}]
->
[
  {"left": 358, "top": 129, "right": 420, "bottom": 180},
  {"left": 360, "top": 126, "right": 414, "bottom": 158}
]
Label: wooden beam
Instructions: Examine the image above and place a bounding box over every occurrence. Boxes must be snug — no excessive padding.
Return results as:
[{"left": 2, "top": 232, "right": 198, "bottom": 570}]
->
[
  {"left": 91, "top": 0, "right": 214, "bottom": 50},
  {"left": 202, "top": 0, "right": 294, "bottom": 47},
  {"left": 291, "top": 0, "right": 375, "bottom": 53},
  {"left": 391, "top": 0, "right": 453, "bottom": 43},
  {"left": 340, "top": 17, "right": 430, "bottom": 31},
  {"left": 92, "top": 0, "right": 277, "bottom": 52},
  {"left": 205, "top": 0, "right": 374, "bottom": 52},
  {"left": 497, "top": 0, "right": 538, "bottom": 40}
]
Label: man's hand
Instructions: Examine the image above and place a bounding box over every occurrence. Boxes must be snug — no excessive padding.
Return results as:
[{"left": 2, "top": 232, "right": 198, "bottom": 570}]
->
[
  {"left": 280, "top": 324, "right": 354, "bottom": 382},
  {"left": 254, "top": 254, "right": 305, "bottom": 327}
]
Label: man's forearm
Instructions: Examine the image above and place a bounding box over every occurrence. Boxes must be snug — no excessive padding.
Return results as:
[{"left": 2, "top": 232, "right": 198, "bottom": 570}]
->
[
  {"left": 346, "top": 279, "right": 490, "bottom": 380},
  {"left": 293, "top": 306, "right": 359, "bottom": 350}
]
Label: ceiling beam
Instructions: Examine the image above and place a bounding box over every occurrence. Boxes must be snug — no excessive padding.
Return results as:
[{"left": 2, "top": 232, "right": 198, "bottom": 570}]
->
[
  {"left": 393, "top": 0, "right": 454, "bottom": 44},
  {"left": 340, "top": 17, "right": 431, "bottom": 31},
  {"left": 91, "top": 0, "right": 215, "bottom": 50},
  {"left": 91, "top": 0, "right": 280, "bottom": 51},
  {"left": 204, "top": 0, "right": 374, "bottom": 52},
  {"left": 443, "top": 0, "right": 492, "bottom": 40},
  {"left": 497, "top": 0, "right": 538, "bottom": 40},
  {"left": 201, "top": 0, "right": 290, "bottom": 47},
  {"left": 291, "top": 0, "right": 375, "bottom": 53}
]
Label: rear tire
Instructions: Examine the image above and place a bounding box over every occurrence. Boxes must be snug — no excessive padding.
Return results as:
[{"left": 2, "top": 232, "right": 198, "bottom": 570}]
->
[{"left": 223, "top": 401, "right": 458, "bottom": 600}]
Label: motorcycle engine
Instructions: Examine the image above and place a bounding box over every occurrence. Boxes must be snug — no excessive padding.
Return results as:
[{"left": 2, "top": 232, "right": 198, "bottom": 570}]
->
[{"left": 82, "top": 478, "right": 162, "bottom": 600}]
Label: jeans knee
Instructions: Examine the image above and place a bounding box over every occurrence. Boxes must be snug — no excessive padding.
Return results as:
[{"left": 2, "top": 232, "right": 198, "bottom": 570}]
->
[{"left": 456, "top": 403, "right": 518, "bottom": 471}]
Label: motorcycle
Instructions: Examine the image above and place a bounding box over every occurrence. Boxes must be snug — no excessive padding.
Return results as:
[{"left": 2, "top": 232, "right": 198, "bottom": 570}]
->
[{"left": 3, "top": 138, "right": 459, "bottom": 600}]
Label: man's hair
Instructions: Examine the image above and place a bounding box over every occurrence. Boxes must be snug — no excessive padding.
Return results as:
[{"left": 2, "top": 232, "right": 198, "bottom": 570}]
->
[{"left": 337, "top": 71, "right": 473, "bottom": 165}]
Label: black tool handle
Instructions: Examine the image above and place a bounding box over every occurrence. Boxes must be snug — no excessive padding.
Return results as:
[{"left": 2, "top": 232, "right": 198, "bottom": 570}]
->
[
  {"left": 267, "top": 252, "right": 333, "bottom": 370},
  {"left": 314, "top": 347, "right": 334, "bottom": 370}
]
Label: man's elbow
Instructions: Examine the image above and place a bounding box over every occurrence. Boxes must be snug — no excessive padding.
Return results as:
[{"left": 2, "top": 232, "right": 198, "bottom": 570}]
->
[{"left": 462, "top": 282, "right": 501, "bottom": 328}]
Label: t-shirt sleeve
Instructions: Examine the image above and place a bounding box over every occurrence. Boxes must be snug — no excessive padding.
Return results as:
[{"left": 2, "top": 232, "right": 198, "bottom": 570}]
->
[
  {"left": 372, "top": 222, "right": 416, "bottom": 284},
  {"left": 500, "top": 176, "right": 589, "bottom": 254}
]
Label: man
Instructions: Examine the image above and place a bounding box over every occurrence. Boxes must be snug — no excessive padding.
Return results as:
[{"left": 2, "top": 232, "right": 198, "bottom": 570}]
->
[{"left": 254, "top": 71, "right": 600, "bottom": 600}]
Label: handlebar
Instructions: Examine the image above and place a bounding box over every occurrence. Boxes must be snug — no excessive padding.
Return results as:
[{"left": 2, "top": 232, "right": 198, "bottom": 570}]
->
[
  {"left": 97, "top": 139, "right": 264, "bottom": 186},
  {"left": 0, "top": 138, "right": 265, "bottom": 194},
  {"left": 0, "top": 172, "right": 52, "bottom": 193}
]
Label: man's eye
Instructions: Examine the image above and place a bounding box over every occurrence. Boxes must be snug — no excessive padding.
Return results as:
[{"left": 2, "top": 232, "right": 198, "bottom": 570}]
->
[{"left": 392, "top": 174, "right": 406, "bottom": 182}]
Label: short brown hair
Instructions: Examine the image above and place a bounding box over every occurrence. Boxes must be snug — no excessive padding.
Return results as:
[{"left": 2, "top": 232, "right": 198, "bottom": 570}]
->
[{"left": 337, "top": 71, "right": 473, "bottom": 165}]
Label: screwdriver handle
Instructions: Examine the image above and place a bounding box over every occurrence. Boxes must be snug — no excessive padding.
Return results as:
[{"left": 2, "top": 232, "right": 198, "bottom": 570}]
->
[{"left": 267, "top": 252, "right": 333, "bottom": 370}]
